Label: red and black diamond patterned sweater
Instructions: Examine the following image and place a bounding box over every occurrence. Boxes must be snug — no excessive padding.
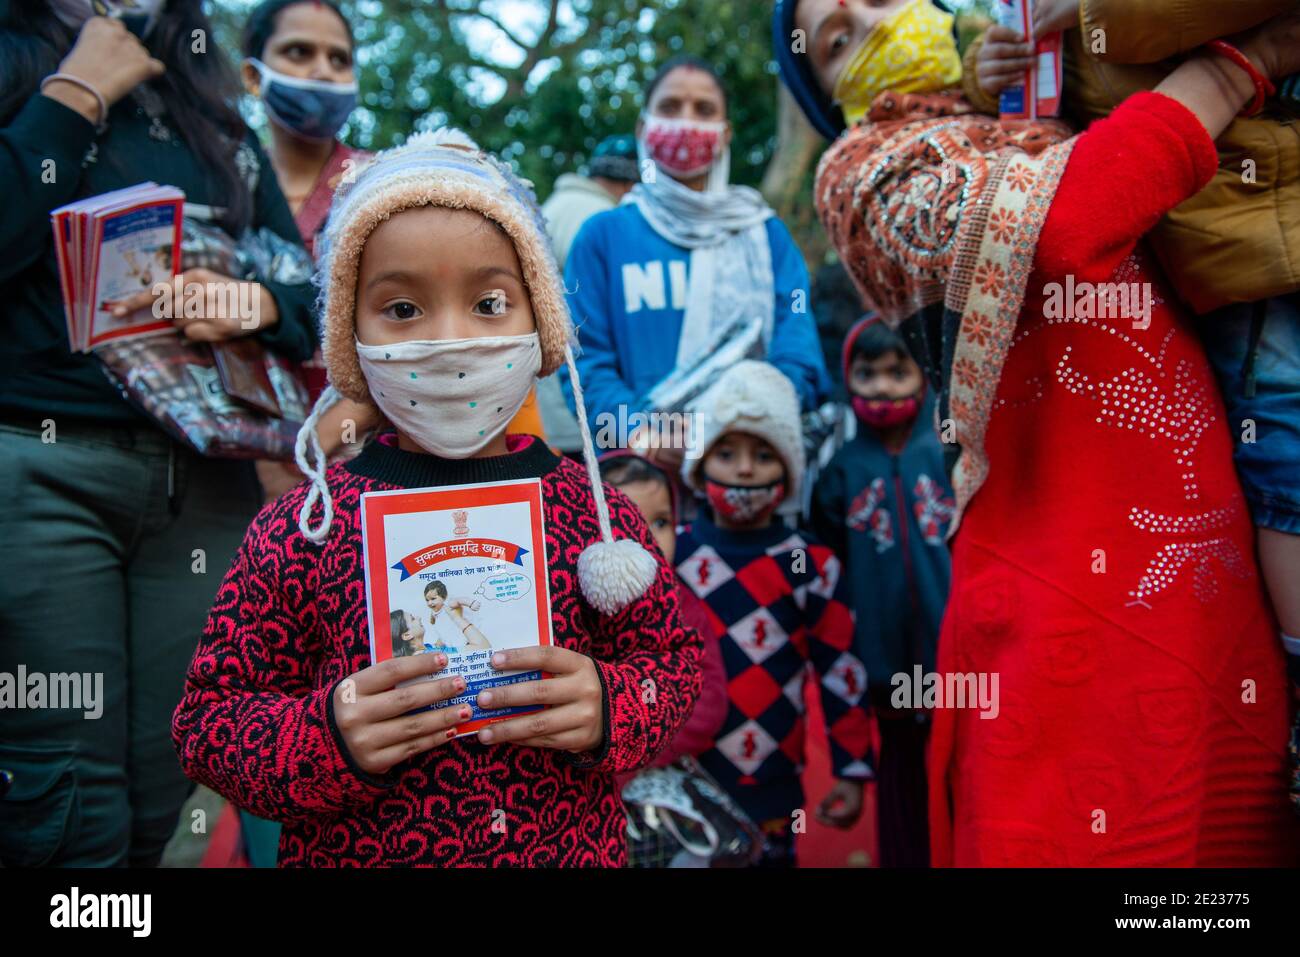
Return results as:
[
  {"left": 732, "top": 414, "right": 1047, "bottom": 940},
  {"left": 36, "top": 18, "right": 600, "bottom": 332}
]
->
[
  {"left": 675, "top": 510, "right": 873, "bottom": 825},
  {"left": 172, "top": 434, "right": 703, "bottom": 867}
]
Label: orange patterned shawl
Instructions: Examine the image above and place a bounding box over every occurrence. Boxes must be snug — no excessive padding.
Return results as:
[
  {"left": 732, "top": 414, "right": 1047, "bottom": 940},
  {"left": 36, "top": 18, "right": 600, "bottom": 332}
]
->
[{"left": 814, "top": 90, "right": 1077, "bottom": 531}]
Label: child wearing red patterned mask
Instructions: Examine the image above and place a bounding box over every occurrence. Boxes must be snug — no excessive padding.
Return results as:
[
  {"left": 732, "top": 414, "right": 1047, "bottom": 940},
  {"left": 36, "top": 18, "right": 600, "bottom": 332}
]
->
[
  {"left": 811, "top": 315, "right": 954, "bottom": 867},
  {"left": 845, "top": 315, "right": 926, "bottom": 448},
  {"left": 675, "top": 360, "right": 872, "bottom": 867}
]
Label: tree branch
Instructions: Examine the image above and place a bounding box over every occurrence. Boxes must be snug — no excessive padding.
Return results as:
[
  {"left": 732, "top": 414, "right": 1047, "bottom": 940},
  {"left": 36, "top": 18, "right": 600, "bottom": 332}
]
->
[{"left": 462, "top": 10, "right": 530, "bottom": 52}]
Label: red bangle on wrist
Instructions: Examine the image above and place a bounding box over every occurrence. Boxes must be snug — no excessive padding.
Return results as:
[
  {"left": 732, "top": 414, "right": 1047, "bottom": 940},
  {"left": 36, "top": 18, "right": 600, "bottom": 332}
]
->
[{"left": 1206, "top": 39, "right": 1276, "bottom": 118}]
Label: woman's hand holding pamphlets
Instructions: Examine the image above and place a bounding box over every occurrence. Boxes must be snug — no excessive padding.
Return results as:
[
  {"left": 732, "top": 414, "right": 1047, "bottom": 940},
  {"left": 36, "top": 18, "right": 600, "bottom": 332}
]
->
[
  {"left": 980, "top": 0, "right": 1064, "bottom": 119},
  {"left": 109, "top": 266, "right": 281, "bottom": 342},
  {"left": 475, "top": 646, "right": 605, "bottom": 753},
  {"left": 1028, "top": 0, "right": 1080, "bottom": 39}
]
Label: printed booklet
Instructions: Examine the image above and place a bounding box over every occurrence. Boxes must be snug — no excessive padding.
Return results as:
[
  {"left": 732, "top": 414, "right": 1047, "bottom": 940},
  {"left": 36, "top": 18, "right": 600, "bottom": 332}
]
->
[
  {"left": 51, "top": 182, "right": 184, "bottom": 352},
  {"left": 361, "top": 477, "right": 554, "bottom": 737},
  {"left": 996, "top": 0, "right": 1062, "bottom": 120}
]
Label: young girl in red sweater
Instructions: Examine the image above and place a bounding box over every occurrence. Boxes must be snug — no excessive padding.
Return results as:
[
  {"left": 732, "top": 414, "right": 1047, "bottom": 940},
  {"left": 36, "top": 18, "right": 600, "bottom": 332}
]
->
[{"left": 171, "top": 129, "right": 702, "bottom": 867}]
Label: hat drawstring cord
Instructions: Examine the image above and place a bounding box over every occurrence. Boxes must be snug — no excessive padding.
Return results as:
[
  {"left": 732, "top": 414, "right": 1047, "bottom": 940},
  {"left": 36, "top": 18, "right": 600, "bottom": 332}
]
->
[
  {"left": 564, "top": 344, "right": 660, "bottom": 615},
  {"left": 564, "top": 344, "right": 615, "bottom": 544},
  {"left": 295, "top": 385, "right": 342, "bottom": 544}
]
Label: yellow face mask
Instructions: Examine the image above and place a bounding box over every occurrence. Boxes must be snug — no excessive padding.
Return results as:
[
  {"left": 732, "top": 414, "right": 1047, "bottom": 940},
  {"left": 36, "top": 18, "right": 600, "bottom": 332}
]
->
[{"left": 831, "top": 0, "right": 964, "bottom": 127}]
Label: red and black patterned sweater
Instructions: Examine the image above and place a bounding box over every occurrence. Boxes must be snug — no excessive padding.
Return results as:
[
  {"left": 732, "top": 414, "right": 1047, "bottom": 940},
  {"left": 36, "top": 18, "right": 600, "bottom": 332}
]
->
[{"left": 171, "top": 434, "right": 703, "bottom": 866}]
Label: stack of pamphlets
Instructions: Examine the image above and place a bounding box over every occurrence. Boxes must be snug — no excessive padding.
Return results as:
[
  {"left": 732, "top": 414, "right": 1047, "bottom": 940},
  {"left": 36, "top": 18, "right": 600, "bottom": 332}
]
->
[{"left": 51, "top": 182, "right": 184, "bottom": 352}]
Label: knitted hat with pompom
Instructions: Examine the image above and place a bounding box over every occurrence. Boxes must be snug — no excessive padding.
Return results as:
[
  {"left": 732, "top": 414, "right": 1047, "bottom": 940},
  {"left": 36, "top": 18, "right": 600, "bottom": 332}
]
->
[{"left": 294, "top": 128, "right": 658, "bottom": 616}]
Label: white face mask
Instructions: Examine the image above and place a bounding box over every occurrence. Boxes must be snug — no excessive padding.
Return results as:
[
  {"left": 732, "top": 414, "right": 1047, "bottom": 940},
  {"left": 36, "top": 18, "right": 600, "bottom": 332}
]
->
[{"left": 355, "top": 332, "right": 542, "bottom": 458}]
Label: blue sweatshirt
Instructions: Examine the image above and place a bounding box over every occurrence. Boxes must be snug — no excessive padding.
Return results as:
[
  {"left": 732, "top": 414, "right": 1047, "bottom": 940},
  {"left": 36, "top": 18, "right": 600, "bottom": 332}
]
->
[{"left": 562, "top": 202, "right": 829, "bottom": 427}]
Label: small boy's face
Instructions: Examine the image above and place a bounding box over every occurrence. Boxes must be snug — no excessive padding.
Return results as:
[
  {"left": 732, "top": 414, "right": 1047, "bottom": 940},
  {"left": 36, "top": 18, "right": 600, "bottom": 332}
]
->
[
  {"left": 703, "top": 432, "right": 786, "bottom": 489},
  {"left": 355, "top": 206, "right": 536, "bottom": 347},
  {"left": 619, "top": 478, "right": 676, "bottom": 565},
  {"left": 848, "top": 350, "right": 923, "bottom": 401},
  {"left": 795, "top": 0, "right": 913, "bottom": 96}
]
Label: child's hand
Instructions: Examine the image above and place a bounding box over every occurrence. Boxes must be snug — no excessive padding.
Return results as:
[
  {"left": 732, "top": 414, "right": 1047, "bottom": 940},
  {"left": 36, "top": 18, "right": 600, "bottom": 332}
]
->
[
  {"left": 815, "top": 779, "right": 864, "bottom": 829},
  {"left": 331, "top": 652, "right": 471, "bottom": 776},
  {"left": 474, "top": 647, "right": 604, "bottom": 752},
  {"left": 975, "top": 25, "right": 1035, "bottom": 99},
  {"left": 629, "top": 422, "right": 688, "bottom": 471},
  {"left": 445, "top": 597, "right": 480, "bottom": 615},
  {"left": 1236, "top": 5, "right": 1300, "bottom": 80}
]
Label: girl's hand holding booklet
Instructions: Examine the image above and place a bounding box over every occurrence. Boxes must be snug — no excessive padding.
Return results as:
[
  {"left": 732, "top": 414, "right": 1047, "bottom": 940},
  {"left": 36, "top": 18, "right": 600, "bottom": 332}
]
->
[{"left": 361, "top": 478, "right": 557, "bottom": 739}]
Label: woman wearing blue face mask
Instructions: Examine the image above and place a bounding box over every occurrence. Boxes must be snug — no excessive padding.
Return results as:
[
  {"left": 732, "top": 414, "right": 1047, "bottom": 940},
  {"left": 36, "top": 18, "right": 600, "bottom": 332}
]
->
[
  {"left": 240, "top": 0, "right": 362, "bottom": 260},
  {"left": 239, "top": 0, "right": 380, "bottom": 503},
  {"left": 0, "top": 0, "right": 318, "bottom": 867}
]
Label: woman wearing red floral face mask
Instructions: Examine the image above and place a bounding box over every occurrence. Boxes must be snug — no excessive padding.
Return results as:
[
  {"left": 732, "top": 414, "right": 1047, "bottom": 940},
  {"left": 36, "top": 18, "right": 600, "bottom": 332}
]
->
[{"left": 561, "top": 55, "right": 831, "bottom": 471}]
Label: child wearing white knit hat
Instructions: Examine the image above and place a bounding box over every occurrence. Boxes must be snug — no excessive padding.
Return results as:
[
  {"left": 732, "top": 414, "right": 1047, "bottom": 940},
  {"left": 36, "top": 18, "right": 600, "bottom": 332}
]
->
[
  {"left": 172, "top": 129, "right": 703, "bottom": 867},
  {"left": 675, "top": 359, "right": 872, "bottom": 867}
]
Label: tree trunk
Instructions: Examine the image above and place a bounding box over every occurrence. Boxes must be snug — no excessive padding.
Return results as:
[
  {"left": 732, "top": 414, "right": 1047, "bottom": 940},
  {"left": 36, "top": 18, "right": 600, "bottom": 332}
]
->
[
  {"left": 760, "top": 84, "right": 829, "bottom": 270},
  {"left": 760, "top": 84, "right": 821, "bottom": 214}
]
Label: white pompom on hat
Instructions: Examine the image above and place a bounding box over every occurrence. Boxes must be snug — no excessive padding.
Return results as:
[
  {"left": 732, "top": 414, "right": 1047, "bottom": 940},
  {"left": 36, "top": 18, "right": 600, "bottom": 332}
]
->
[
  {"left": 295, "top": 128, "right": 656, "bottom": 616},
  {"left": 682, "top": 360, "right": 806, "bottom": 510}
]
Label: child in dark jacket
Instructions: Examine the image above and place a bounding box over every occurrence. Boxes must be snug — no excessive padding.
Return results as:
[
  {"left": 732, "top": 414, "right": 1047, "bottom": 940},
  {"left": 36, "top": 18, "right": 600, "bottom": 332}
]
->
[
  {"left": 171, "top": 129, "right": 702, "bottom": 867},
  {"left": 812, "top": 316, "right": 954, "bottom": 867},
  {"left": 675, "top": 360, "right": 872, "bottom": 867}
]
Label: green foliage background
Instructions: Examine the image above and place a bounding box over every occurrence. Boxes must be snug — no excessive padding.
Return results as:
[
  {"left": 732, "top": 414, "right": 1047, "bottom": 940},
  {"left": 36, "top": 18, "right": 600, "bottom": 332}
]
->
[
  {"left": 214, "top": 0, "right": 784, "bottom": 192},
  {"left": 212, "top": 0, "right": 993, "bottom": 253}
]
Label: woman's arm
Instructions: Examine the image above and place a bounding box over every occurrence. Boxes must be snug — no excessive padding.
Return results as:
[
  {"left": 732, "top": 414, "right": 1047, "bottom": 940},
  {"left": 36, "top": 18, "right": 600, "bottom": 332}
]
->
[
  {"left": 448, "top": 608, "right": 491, "bottom": 650},
  {"left": 0, "top": 96, "right": 96, "bottom": 283},
  {"left": 0, "top": 17, "right": 161, "bottom": 284},
  {"left": 246, "top": 135, "right": 318, "bottom": 363}
]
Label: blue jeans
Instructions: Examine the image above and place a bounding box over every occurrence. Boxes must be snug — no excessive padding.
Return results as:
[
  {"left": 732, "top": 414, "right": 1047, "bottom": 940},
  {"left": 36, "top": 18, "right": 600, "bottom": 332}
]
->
[{"left": 1198, "top": 294, "right": 1300, "bottom": 534}]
